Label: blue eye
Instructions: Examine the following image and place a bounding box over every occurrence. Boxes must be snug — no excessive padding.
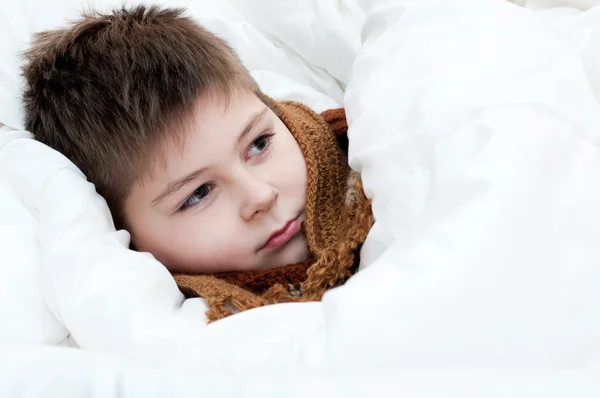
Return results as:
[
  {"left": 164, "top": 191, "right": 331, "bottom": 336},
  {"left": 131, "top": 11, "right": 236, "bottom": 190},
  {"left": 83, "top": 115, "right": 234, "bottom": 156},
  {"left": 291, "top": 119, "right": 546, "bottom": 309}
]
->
[
  {"left": 180, "top": 184, "right": 212, "bottom": 211},
  {"left": 246, "top": 134, "right": 274, "bottom": 158}
]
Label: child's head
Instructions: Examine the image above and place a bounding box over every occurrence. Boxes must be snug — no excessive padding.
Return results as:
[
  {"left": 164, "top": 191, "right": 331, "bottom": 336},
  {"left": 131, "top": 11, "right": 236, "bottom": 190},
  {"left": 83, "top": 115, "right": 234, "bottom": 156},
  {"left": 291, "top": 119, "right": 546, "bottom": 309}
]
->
[{"left": 22, "top": 5, "right": 308, "bottom": 273}]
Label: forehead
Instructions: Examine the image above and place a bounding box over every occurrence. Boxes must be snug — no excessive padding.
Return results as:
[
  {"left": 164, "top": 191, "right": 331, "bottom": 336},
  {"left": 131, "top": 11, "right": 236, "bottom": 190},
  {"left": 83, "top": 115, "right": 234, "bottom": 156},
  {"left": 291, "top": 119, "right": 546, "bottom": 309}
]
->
[
  {"left": 191, "top": 90, "right": 265, "bottom": 139},
  {"left": 141, "top": 90, "right": 268, "bottom": 182}
]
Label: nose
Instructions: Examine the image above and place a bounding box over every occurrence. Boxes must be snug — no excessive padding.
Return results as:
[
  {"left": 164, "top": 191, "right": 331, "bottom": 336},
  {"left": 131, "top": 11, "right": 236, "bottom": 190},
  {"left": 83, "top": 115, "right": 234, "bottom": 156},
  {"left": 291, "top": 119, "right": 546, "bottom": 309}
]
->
[{"left": 239, "top": 172, "right": 279, "bottom": 221}]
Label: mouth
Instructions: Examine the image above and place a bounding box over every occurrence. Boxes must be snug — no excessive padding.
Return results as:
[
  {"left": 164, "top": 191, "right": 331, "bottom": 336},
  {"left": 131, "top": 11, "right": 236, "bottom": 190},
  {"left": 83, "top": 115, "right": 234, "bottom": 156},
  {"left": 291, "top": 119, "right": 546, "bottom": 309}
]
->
[{"left": 261, "top": 216, "right": 302, "bottom": 250}]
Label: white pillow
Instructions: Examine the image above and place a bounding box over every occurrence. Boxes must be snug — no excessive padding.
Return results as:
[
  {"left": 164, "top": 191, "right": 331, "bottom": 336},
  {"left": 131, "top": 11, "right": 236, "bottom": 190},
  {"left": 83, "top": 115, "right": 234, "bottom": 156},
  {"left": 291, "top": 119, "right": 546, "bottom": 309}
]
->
[{"left": 0, "top": 127, "right": 69, "bottom": 345}]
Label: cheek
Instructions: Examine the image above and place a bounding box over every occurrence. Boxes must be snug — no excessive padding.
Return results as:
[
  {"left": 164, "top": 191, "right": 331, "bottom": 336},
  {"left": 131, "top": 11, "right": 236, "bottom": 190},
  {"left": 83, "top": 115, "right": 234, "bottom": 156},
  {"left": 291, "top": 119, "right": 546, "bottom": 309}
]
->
[
  {"left": 139, "top": 202, "right": 247, "bottom": 269},
  {"left": 276, "top": 138, "right": 307, "bottom": 196},
  {"left": 172, "top": 204, "right": 237, "bottom": 251},
  {"left": 293, "top": 153, "right": 308, "bottom": 197}
]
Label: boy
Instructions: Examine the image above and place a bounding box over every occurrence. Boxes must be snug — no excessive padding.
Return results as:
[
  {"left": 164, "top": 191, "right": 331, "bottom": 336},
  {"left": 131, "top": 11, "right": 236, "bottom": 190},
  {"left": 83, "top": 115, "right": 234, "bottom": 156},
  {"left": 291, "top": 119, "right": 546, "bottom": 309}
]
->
[{"left": 22, "top": 5, "right": 373, "bottom": 321}]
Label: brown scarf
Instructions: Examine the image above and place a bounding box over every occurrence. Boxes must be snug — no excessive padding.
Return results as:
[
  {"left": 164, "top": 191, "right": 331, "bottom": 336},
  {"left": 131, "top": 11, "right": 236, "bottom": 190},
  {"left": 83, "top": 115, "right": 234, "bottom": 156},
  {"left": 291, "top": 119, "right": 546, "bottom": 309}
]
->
[{"left": 173, "top": 100, "right": 374, "bottom": 322}]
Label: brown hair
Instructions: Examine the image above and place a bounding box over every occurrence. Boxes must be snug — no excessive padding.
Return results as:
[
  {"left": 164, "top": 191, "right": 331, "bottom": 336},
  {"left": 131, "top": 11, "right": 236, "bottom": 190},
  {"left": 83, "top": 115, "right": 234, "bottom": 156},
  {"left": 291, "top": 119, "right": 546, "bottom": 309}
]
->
[{"left": 22, "top": 5, "right": 260, "bottom": 228}]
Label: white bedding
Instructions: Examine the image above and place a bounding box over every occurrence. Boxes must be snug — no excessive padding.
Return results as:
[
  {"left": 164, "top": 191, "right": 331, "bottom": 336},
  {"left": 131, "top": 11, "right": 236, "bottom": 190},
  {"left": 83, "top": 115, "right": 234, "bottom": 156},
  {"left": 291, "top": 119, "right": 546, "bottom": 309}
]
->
[{"left": 2, "top": 0, "right": 600, "bottom": 396}]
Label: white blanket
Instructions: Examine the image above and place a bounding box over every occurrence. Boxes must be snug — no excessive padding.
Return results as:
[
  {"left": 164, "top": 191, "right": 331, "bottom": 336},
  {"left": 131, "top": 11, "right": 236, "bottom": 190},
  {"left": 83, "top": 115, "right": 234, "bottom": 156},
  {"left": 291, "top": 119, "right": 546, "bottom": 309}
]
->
[{"left": 2, "top": 0, "right": 600, "bottom": 396}]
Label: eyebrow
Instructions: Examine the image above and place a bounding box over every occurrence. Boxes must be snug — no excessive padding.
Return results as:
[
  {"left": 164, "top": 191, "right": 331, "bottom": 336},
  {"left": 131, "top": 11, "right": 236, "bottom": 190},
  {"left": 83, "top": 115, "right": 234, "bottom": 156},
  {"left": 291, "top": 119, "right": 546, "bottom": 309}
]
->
[
  {"left": 238, "top": 107, "right": 268, "bottom": 145},
  {"left": 151, "top": 107, "right": 269, "bottom": 207}
]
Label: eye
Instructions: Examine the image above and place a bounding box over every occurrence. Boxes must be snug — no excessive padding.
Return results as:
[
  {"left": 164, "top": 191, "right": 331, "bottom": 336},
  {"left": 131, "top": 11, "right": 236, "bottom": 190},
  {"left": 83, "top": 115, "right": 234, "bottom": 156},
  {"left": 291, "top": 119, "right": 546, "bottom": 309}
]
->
[
  {"left": 179, "top": 183, "right": 213, "bottom": 212},
  {"left": 246, "top": 133, "right": 274, "bottom": 159}
]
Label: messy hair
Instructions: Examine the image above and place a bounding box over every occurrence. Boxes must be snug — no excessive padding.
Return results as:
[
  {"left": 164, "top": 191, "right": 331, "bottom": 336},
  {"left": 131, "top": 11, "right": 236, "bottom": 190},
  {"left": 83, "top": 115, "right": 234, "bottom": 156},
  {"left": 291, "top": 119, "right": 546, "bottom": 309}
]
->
[{"left": 22, "top": 5, "right": 260, "bottom": 228}]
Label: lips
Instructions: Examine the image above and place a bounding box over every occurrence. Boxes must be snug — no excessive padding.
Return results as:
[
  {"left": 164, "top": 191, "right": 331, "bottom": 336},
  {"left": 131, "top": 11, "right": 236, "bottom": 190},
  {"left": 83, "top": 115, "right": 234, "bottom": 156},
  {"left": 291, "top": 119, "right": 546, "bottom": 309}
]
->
[{"left": 262, "top": 216, "right": 301, "bottom": 250}]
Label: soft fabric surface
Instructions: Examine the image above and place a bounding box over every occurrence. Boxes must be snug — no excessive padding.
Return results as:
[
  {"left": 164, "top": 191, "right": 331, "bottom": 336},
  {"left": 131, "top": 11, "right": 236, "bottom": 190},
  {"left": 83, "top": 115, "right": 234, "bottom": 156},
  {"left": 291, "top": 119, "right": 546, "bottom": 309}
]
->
[{"left": 1, "top": 0, "right": 600, "bottom": 396}]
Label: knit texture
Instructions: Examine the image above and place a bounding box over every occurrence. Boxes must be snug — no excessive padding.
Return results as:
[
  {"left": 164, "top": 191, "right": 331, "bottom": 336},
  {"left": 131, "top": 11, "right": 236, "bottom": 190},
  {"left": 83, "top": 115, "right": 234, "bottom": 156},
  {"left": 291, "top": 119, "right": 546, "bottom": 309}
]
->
[{"left": 173, "top": 101, "right": 374, "bottom": 322}]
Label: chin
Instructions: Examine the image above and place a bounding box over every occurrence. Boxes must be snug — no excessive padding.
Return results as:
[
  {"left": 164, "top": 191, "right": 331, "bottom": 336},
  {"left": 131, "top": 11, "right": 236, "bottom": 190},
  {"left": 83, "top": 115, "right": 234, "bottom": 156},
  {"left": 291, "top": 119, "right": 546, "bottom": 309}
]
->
[
  {"left": 256, "top": 238, "right": 309, "bottom": 270},
  {"left": 281, "top": 235, "right": 310, "bottom": 265}
]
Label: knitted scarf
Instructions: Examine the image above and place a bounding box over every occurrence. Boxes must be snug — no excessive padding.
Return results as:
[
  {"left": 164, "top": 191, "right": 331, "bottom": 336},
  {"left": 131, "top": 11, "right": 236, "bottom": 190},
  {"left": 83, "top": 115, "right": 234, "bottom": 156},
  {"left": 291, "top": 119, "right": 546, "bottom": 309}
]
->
[{"left": 173, "top": 100, "right": 374, "bottom": 322}]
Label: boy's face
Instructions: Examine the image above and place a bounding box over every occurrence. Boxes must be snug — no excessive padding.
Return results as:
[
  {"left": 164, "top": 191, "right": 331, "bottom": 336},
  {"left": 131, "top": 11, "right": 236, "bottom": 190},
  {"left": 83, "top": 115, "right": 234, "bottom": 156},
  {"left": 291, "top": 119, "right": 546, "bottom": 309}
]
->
[{"left": 124, "top": 91, "right": 309, "bottom": 274}]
